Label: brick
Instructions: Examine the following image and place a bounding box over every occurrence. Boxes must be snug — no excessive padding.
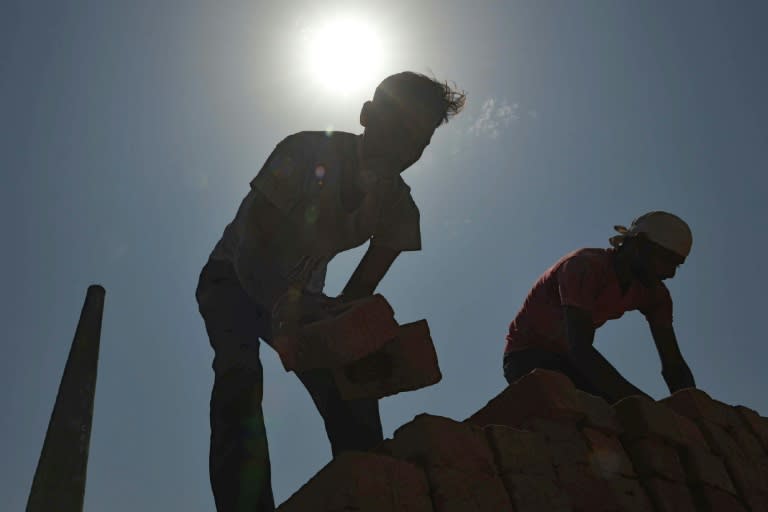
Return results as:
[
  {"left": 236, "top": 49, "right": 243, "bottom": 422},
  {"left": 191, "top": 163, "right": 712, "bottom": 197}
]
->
[
  {"left": 642, "top": 478, "right": 698, "bottom": 512},
  {"left": 334, "top": 320, "right": 442, "bottom": 400},
  {"left": 691, "top": 484, "right": 748, "bottom": 512},
  {"left": 613, "top": 396, "right": 684, "bottom": 445},
  {"left": 502, "top": 473, "right": 572, "bottom": 512},
  {"left": 277, "top": 452, "right": 430, "bottom": 512},
  {"left": 660, "top": 388, "right": 742, "bottom": 428},
  {"left": 582, "top": 428, "right": 636, "bottom": 478},
  {"left": 274, "top": 294, "right": 399, "bottom": 371},
  {"left": 607, "top": 477, "right": 654, "bottom": 512},
  {"left": 575, "top": 390, "right": 621, "bottom": 434},
  {"left": 388, "top": 414, "right": 496, "bottom": 475},
  {"left": 723, "top": 454, "right": 768, "bottom": 497},
  {"left": 519, "top": 418, "right": 590, "bottom": 467},
  {"left": 672, "top": 412, "right": 709, "bottom": 450},
  {"left": 427, "top": 467, "right": 513, "bottom": 512},
  {"left": 735, "top": 405, "right": 768, "bottom": 452},
  {"left": 729, "top": 425, "right": 767, "bottom": 461},
  {"left": 696, "top": 419, "right": 746, "bottom": 458},
  {"left": 467, "top": 369, "right": 584, "bottom": 428},
  {"left": 678, "top": 445, "right": 736, "bottom": 494},
  {"left": 743, "top": 492, "right": 768, "bottom": 512},
  {"left": 556, "top": 464, "right": 620, "bottom": 512},
  {"left": 485, "top": 425, "right": 556, "bottom": 479},
  {"left": 623, "top": 438, "right": 686, "bottom": 482},
  {"left": 521, "top": 417, "right": 582, "bottom": 442}
]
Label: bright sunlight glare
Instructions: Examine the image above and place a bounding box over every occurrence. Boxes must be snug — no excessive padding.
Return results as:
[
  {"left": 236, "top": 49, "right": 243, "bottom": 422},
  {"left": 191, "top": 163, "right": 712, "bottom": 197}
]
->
[{"left": 304, "top": 17, "right": 385, "bottom": 95}]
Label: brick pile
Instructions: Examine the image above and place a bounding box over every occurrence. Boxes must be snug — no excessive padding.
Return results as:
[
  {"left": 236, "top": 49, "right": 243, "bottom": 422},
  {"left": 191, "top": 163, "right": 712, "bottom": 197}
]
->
[{"left": 278, "top": 369, "right": 768, "bottom": 511}]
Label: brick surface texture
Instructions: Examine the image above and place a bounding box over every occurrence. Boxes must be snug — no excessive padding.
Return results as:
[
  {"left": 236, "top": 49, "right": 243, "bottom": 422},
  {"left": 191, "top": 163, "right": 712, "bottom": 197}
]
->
[{"left": 277, "top": 369, "right": 768, "bottom": 511}]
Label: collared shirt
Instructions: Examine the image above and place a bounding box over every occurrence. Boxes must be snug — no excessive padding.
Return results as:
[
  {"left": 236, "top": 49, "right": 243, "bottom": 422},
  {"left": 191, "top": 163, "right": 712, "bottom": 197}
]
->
[
  {"left": 505, "top": 248, "right": 673, "bottom": 354},
  {"left": 208, "top": 131, "right": 421, "bottom": 306}
]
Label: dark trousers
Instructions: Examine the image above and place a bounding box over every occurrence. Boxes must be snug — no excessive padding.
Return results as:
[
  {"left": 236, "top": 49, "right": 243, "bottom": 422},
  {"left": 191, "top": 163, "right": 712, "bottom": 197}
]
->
[
  {"left": 197, "top": 260, "right": 383, "bottom": 512},
  {"left": 503, "top": 348, "right": 609, "bottom": 401}
]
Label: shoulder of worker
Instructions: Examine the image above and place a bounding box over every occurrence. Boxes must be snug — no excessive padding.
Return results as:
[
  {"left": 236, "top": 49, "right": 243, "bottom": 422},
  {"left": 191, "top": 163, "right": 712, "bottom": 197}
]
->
[
  {"left": 554, "top": 247, "right": 612, "bottom": 274},
  {"left": 249, "top": 131, "right": 358, "bottom": 212}
]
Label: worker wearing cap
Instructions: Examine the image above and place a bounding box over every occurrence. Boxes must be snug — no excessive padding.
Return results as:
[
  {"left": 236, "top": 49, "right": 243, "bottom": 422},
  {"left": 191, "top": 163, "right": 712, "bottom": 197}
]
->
[{"left": 503, "top": 211, "right": 696, "bottom": 403}]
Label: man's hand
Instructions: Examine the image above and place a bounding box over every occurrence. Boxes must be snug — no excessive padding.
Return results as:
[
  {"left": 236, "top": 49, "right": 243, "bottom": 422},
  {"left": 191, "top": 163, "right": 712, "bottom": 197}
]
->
[{"left": 650, "top": 325, "right": 696, "bottom": 394}]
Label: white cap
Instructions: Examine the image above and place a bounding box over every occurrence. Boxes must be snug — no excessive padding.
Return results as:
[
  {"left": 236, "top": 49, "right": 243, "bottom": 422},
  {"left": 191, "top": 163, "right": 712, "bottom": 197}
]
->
[{"left": 609, "top": 211, "right": 693, "bottom": 258}]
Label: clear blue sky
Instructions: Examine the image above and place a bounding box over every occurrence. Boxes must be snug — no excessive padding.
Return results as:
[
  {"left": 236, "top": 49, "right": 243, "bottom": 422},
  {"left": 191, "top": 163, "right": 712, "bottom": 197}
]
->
[{"left": 2, "top": 1, "right": 766, "bottom": 510}]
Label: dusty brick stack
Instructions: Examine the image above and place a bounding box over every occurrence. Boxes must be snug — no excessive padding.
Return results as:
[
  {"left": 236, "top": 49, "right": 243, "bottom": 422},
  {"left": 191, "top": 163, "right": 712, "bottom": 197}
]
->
[{"left": 277, "top": 370, "right": 768, "bottom": 511}]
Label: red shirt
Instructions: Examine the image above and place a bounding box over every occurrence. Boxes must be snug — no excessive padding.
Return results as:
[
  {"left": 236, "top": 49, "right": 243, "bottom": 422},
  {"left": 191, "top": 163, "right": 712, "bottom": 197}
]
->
[{"left": 504, "top": 248, "right": 673, "bottom": 354}]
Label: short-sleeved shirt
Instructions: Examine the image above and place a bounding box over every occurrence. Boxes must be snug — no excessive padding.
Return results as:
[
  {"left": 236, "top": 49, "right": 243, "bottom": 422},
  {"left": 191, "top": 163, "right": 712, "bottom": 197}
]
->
[
  {"left": 504, "top": 248, "right": 673, "bottom": 354},
  {"left": 207, "top": 131, "right": 421, "bottom": 307}
]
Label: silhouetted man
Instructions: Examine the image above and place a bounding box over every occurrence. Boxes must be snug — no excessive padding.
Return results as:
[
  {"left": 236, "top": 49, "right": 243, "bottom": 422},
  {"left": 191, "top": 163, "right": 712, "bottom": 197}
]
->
[
  {"left": 503, "top": 211, "right": 696, "bottom": 404},
  {"left": 196, "top": 72, "right": 465, "bottom": 511}
]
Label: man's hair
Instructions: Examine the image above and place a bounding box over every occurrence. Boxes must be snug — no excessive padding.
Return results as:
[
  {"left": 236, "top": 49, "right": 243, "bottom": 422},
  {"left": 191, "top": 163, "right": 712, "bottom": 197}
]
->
[{"left": 373, "top": 72, "right": 466, "bottom": 125}]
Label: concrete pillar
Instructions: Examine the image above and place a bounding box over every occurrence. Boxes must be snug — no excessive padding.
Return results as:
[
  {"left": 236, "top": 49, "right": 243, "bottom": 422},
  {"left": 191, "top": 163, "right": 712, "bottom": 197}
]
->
[{"left": 27, "top": 285, "right": 105, "bottom": 512}]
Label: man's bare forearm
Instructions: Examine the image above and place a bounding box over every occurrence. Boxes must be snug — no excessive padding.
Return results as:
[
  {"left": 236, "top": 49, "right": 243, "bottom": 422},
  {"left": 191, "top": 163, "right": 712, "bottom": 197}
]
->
[{"left": 342, "top": 245, "right": 399, "bottom": 300}]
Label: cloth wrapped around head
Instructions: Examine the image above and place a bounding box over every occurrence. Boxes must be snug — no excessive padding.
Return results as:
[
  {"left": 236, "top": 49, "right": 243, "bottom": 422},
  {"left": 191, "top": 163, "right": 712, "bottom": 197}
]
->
[{"left": 609, "top": 211, "right": 693, "bottom": 258}]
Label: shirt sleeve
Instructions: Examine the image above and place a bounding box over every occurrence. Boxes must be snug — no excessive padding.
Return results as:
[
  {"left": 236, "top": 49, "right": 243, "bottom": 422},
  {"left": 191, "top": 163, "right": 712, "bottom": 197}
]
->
[
  {"left": 556, "top": 254, "right": 604, "bottom": 314},
  {"left": 249, "top": 135, "right": 306, "bottom": 215},
  {"left": 371, "top": 181, "right": 422, "bottom": 252},
  {"left": 640, "top": 283, "right": 674, "bottom": 328}
]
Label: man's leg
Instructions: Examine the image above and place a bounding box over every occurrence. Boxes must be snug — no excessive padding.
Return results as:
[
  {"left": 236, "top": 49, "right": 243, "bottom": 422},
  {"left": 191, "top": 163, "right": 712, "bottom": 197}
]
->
[
  {"left": 296, "top": 368, "right": 384, "bottom": 456},
  {"left": 197, "top": 260, "right": 275, "bottom": 512},
  {"left": 209, "top": 367, "right": 274, "bottom": 512},
  {"left": 503, "top": 348, "right": 608, "bottom": 399}
]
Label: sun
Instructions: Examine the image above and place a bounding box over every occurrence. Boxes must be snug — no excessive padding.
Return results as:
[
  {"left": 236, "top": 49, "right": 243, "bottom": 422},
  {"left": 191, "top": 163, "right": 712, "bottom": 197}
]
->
[{"left": 303, "top": 17, "right": 385, "bottom": 95}]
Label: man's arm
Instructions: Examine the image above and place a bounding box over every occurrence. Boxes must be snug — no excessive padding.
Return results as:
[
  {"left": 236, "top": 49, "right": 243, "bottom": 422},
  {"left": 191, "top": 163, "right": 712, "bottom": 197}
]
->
[
  {"left": 341, "top": 244, "right": 400, "bottom": 301},
  {"left": 650, "top": 324, "right": 696, "bottom": 393},
  {"left": 564, "top": 306, "right": 651, "bottom": 403}
]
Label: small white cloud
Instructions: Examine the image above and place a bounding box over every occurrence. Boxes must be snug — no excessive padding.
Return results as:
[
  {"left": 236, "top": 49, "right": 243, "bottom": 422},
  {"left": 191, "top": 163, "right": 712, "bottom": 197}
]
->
[{"left": 468, "top": 98, "right": 520, "bottom": 138}]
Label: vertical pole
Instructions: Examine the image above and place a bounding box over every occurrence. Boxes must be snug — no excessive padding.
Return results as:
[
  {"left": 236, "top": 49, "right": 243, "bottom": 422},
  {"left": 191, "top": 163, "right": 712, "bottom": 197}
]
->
[{"left": 27, "top": 285, "right": 106, "bottom": 512}]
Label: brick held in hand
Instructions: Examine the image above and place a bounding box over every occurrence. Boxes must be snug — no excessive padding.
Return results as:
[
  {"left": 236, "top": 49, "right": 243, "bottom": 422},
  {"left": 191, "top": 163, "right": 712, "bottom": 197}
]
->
[
  {"left": 333, "top": 320, "right": 442, "bottom": 401},
  {"left": 642, "top": 478, "right": 698, "bottom": 512},
  {"left": 613, "top": 395, "right": 685, "bottom": 446},
  {"left": 275, "top": 294, "right": 399, "bottom": 372},
  {"left": 388, "top": 414, "right": 498, "bottom": 475},
  {"left": 622, "top": 438, "right": 687, "bottom": 482},
  {"left": 501, "top": 473, "right": 572, "bottom": 512},
  {"left": 484, "top": 425, "right": 556, "bottom": 479},
  {"left": 466, "top": 369, "right": 584, "bottom": 428},
  {"left": 276, "top": 452, "right": 431, "bottom": 512}
]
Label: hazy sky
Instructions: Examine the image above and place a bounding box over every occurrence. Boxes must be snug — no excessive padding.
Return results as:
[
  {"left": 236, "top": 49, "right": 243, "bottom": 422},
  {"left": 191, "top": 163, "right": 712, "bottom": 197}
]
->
[{"left": 2, "top": 1, "right": 767, "bottom": 510}]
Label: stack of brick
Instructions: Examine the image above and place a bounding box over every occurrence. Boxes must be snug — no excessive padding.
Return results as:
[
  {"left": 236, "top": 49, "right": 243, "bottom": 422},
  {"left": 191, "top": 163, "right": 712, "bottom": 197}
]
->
[
  {"left": 277, "top": 369, "right": 768, "bottom": 511},
  {"left": 660, "top": 389, "right": 768, "bottom": 510},
  {"left": 468, "top": 370, "right": 652, "bottom": 511},
  {"left": 277, "top": 451, "right": 433, "bottom": 512},
  {"left": 381, "top": 414, "right": 514, "bottom": 511}
]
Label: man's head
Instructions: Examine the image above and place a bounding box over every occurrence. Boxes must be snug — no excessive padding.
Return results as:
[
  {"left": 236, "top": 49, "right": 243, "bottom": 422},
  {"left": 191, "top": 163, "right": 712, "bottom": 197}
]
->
[
  {"left": 610, "top": 211, "right": 692, "bottom": 284},
  {"left": 360, "top": 72, "right": 465, "bottom": 170}
]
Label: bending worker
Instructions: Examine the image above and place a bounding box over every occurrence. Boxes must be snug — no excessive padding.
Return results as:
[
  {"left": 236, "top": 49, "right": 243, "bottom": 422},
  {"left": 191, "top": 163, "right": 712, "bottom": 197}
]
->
[
  {"left": 195, "top": 72, "right": 465, "bottom": 511},
  {"left": 503, "top": 211, "right": 697, "bottom": 403}
]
